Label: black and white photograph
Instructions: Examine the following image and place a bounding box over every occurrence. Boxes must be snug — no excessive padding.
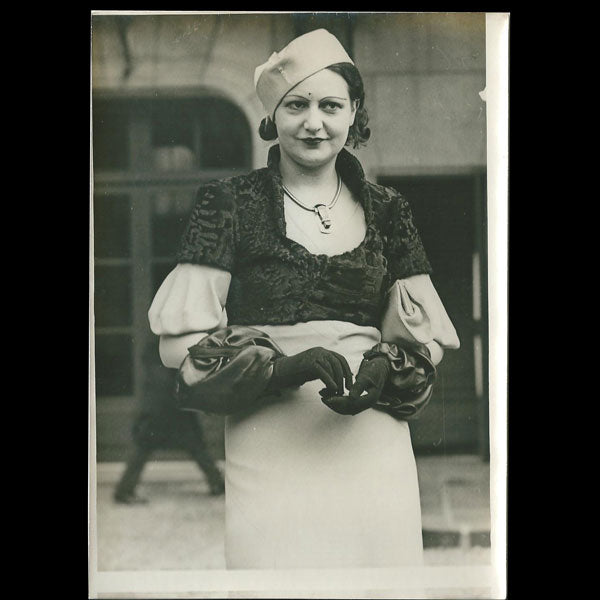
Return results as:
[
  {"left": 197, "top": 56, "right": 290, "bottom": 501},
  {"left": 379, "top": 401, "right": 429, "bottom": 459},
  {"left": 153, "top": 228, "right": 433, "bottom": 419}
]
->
[{"left": 89, "top": 11, "right": 508, "bottom": 598}]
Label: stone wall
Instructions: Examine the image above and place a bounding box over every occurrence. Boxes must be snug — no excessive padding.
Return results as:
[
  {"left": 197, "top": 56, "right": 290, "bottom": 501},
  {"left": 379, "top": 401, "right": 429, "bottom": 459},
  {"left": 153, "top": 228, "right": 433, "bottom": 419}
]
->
[{"left": 91, "top": 12, "right": 486, "bottom": 176}]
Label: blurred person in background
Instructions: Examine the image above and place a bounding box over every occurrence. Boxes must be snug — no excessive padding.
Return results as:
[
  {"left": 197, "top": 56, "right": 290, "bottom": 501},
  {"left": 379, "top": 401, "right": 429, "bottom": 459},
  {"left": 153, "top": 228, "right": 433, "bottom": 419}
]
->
[
  {"left": 113, "top": 341, "right": 224, "bottom": 504},
  {"left": 148, "top": 29, "right": 459, "bottom": 568}
]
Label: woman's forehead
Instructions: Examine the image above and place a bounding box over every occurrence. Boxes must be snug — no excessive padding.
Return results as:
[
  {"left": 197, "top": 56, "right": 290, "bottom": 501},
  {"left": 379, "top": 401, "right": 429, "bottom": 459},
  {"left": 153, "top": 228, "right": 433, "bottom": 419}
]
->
[{"left": 284, "top": 69, "right": 349, "bottom": 100}]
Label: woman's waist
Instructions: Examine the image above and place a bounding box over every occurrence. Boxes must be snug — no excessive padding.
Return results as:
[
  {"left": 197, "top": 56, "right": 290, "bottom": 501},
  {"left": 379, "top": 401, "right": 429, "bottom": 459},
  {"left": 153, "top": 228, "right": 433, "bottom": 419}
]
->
[
  {"left": 227, "top": 299, "right": 383, "bottom": 331},
  {"left": 244, "top": 320, "right": 380, "bottom": 366}
]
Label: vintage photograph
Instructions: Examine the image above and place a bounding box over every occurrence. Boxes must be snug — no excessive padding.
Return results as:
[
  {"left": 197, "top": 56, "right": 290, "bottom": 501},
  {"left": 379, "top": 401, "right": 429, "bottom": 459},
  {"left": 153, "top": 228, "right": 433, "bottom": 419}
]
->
[{"left": 89, "top": 11, "right": 508, "bottom": 598}]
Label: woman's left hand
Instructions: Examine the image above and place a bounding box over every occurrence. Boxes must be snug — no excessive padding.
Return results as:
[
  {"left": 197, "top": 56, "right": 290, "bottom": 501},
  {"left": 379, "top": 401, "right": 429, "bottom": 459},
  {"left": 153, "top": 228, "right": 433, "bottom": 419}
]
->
[{"left": 320, "top": 356, "right": 390, "bottom": 415}]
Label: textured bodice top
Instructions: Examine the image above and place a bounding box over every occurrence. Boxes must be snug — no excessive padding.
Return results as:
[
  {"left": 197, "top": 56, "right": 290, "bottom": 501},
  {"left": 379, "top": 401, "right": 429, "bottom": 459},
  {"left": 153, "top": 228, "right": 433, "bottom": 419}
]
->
[{"left": 175, "top": 144, "right": 432, "bottom": 329}]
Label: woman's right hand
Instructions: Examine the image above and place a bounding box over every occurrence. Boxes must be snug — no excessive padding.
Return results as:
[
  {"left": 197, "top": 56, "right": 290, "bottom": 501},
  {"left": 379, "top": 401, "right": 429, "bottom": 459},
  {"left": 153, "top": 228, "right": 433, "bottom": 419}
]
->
[
  {"left": 268, "top": 347, "right": 353, "bottom": 395},
  {"left": 320, "top": 355, "right": 390, "bottom": 416}
]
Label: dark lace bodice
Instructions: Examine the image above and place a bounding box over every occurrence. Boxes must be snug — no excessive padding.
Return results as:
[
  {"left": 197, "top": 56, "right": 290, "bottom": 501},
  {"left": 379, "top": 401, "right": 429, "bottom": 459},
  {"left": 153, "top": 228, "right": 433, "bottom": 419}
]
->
[{"left": 177, "top": 145, "right": 432, "bottom": 328}]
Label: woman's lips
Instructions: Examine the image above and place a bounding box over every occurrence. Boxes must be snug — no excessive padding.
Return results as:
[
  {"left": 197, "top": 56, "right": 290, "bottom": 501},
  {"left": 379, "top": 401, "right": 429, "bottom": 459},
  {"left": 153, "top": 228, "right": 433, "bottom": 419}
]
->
[{"left": 300, "top": 138, "right": 327, "bottom": 145}]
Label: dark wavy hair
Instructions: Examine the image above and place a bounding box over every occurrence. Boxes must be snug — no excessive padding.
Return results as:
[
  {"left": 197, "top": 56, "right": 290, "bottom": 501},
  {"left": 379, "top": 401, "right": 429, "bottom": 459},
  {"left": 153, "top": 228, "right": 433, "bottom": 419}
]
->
[{"left": 258, "top": 62, "right": 371, "bottom": 149}]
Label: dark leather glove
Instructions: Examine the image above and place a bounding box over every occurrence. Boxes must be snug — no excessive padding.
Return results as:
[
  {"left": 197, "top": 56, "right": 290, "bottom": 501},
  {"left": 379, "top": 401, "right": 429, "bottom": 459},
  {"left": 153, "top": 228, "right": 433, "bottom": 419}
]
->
[
  {"left": 320, "top": 356, "right": 390, "bottom": 415},
  {"left": 267, "top": 346, "right": 353, "bottom": 395},
  {"left": 321, "top": 340, "right": 437, "bottom": 419}
]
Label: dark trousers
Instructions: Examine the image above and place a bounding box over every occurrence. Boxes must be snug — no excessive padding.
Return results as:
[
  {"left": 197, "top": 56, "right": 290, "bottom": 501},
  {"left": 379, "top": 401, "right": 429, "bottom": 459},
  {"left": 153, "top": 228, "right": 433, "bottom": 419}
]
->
[{"left": 115, "top": 409, "right": 223, "bottom": 497}]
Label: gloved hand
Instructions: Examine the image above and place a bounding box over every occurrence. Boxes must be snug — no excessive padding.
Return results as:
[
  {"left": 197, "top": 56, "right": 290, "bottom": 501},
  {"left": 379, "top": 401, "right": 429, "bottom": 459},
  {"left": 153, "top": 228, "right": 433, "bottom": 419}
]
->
[
  {"left": 268, "top": 347, "right": 353, "bottom": 395},
  {"left": 320, "top": 356, "right": 390, "bottom": 415}
]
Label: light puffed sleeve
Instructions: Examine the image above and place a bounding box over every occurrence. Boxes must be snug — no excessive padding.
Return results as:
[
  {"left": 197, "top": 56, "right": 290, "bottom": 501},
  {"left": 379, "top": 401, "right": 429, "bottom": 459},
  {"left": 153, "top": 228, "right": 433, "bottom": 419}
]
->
[
  {"left": 148, "top": 263, "right": 231, "bottom": 368},
  {"left": 381, "top": 273, "right": 460, "bottom": 365}
]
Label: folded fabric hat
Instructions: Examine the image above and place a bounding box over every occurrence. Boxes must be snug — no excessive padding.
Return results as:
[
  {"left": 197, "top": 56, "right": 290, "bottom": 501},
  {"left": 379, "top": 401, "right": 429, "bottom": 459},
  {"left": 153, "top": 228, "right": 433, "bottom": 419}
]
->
[{"left": 254, "top": 28, "right": 354, "bottom": 119}]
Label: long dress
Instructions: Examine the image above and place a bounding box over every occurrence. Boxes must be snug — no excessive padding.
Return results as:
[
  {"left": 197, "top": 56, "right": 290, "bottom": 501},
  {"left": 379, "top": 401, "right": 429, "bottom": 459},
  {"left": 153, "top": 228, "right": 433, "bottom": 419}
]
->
[{"left": 148, "top": 180, "right": 459, "bottom": 569}]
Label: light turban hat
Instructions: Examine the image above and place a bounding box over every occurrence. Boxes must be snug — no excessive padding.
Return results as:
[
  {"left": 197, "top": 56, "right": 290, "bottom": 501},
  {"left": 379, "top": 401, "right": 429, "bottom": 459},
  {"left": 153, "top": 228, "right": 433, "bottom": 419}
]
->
[{"left": 254, "top": 28, "right": 354, "bottom": 119}]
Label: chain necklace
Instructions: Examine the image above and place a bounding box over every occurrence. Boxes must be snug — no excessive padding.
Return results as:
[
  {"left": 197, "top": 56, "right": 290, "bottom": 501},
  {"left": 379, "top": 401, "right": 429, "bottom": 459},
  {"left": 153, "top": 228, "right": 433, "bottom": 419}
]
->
[{"left": 282, "top": 174, "right": 342, "bottom": 234}]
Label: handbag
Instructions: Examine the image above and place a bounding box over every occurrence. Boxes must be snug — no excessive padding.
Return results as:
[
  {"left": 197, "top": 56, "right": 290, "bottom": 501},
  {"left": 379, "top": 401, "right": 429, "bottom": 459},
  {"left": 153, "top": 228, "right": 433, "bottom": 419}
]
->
[
  {"left": 364, "top": 341, "right": 437, "bottom": 420},
  {"left": 175, "top": 326, "right": 285, "bottom": 415}
]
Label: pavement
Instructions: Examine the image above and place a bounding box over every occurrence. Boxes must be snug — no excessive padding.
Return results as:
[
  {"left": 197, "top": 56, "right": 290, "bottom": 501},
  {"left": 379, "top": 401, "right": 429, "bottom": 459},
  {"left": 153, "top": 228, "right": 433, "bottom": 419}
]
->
[
  {"left": 417, "top": 454, "right": 491, "bottom": 551},
  {"left": 93, "top": 454, "right": 492, "bottom": 573}
]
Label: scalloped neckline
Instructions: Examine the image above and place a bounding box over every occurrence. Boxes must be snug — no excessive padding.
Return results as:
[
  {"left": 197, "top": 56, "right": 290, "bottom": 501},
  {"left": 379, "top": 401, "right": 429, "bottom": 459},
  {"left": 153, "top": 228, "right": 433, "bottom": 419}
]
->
[
  {"left": 266, "top": 147, "right": 375, "bottom": 263},
  {"left": 283, "top": 220, "right": 373, "bottom": 262}
]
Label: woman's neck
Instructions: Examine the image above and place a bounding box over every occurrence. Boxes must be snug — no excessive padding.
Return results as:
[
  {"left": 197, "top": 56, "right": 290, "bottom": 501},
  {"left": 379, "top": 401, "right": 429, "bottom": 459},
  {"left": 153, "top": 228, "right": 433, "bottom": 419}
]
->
[{"left": 278, "top": 151, "right": 339, "bottom": 193}]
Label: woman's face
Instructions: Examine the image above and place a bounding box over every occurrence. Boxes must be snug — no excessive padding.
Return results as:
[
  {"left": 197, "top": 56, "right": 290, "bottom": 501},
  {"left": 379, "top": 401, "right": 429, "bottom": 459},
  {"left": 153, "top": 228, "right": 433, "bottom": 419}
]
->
[{"left": 273, "top": 68, "right": 357, "bottom": 170}]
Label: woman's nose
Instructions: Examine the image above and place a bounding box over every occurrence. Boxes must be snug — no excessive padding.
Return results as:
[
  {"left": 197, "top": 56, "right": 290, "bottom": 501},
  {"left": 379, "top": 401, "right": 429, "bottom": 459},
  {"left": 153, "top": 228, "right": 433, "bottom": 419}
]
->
[{"left": 303, "top": 107, "right": 323, "bottom": 132}]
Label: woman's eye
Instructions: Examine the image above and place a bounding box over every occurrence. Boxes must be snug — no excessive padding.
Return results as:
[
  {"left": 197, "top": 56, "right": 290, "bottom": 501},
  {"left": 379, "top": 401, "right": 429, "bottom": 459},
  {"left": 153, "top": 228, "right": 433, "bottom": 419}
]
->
[
  {"left": 321, "top": 102, "right": 342, "bottom": 113},
  {"left": 286, "top": 101, "right": 306, "bottom": 110}
]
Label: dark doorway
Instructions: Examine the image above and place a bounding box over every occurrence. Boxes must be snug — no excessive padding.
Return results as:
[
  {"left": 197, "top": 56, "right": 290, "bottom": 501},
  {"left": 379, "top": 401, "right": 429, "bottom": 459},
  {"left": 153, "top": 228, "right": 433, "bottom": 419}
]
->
[{"left": 379, "top": 173, "right": 488, "bottom": 458}]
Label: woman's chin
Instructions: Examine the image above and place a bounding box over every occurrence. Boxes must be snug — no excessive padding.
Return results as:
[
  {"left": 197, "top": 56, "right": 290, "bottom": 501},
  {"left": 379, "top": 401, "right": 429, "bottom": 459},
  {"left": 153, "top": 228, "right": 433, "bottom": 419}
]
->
[{"left": 286, "top": 146, "right": 340, "bottom": 169}]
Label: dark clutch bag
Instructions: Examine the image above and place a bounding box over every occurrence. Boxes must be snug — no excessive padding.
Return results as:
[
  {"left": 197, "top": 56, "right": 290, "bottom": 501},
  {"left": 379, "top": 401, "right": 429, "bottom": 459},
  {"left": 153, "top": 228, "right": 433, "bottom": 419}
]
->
[
  {"left": 175, "top": 325, "right": 285, "bottom": 415},
  {"left": 365, "top": 340, "right": 437, "bottom": 420}
]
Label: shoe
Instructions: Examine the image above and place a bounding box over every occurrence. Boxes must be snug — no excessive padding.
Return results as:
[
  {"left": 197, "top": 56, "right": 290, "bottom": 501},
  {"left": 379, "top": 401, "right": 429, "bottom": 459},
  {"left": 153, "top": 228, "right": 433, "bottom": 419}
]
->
[{"left": 113, "top": 491, "right": 149, "bottom": 505}]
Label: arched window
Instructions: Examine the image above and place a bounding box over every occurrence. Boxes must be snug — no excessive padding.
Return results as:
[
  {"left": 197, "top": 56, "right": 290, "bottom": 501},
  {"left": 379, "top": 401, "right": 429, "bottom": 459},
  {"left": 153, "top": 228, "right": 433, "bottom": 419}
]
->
[
  {"left": 92, "top": 93, "right": 252, "bottom": 460},
  {"left": 93, "top": 95, "right": 252, "bottom": 173}
]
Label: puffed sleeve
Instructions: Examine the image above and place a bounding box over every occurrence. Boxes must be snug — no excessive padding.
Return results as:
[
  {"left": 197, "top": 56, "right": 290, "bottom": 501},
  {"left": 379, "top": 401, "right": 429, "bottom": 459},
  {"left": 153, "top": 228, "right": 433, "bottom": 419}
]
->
[
  {"left": 148, "top": 179, "right": 238, "bottom": 368},
  {"left": 148, "top": 263, "right": 231, "bottom": 368},
  {"left": 381, "top": 273, "right": 460, "bottom": 365},
  {"left": 148, "top": 263, "right": 230, "bottom": 335}
]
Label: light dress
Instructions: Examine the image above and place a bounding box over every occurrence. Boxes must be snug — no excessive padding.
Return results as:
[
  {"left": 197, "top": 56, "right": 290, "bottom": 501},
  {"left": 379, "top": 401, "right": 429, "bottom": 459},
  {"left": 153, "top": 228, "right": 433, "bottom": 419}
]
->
[{"left": 148, "top": 192, "right": 459, "bottom": 569}]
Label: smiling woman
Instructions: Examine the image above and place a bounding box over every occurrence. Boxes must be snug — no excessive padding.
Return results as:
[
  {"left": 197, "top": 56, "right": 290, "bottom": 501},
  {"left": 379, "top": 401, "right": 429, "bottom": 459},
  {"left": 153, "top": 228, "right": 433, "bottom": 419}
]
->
[
  {"left": 274, "top": 69, "right": 357, "bottom": 172},
  {"left": 259, "top": 62, "right": 371, "bottom": 148},
  {"left": 147, "top": 28, "right": 459, "bottom": 570}
]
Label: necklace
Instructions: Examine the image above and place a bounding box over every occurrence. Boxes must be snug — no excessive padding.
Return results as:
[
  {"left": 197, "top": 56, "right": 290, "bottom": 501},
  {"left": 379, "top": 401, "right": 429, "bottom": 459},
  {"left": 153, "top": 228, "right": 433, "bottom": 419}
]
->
[{"left": 282, "top": 174, "right": 342, "bottom": 234}]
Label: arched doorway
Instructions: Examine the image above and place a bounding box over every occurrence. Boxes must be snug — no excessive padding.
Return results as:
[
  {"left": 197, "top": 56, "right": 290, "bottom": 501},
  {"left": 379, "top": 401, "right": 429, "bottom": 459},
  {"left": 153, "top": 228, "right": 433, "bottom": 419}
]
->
[{"left": 92, "top": 93, "right": 252, "bottom": 462}]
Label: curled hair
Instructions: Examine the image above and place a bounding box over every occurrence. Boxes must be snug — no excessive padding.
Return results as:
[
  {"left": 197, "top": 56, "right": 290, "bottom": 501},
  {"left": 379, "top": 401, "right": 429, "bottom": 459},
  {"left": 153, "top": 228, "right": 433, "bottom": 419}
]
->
[
  {"left": 259, "top": 115, "right": 278, "bottom": 141},
  {"left": 257, "top": 62, "right": 371, "bottom": 148},
  {"left": 326, "top": 62, "right": 371, "bottom": 148}
]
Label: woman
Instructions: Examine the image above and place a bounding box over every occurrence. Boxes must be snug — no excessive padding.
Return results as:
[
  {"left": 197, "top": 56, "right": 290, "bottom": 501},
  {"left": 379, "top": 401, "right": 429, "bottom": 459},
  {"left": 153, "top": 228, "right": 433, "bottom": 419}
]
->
[{"left": 148, "top": 29, "right": 459, "bottom": 569}]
